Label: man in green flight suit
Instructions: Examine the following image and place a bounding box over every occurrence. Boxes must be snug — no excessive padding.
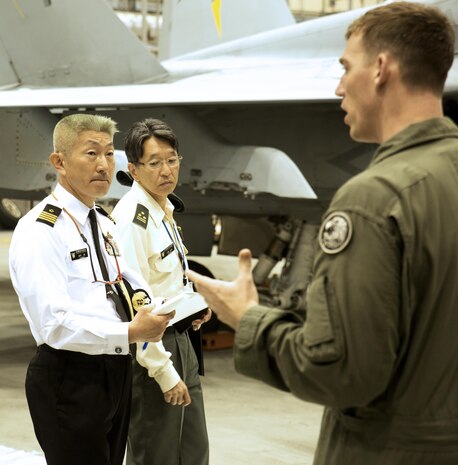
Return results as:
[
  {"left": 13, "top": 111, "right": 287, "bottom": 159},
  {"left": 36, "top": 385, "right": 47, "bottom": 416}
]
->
[{"left": 187, "top": 2, "right": 458, "bottom": 465}]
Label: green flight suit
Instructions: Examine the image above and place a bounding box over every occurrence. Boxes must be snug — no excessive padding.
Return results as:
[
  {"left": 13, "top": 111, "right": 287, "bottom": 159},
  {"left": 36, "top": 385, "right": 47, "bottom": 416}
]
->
[{"left": 234, "top": 118, "right": 458, "bottom": 465}]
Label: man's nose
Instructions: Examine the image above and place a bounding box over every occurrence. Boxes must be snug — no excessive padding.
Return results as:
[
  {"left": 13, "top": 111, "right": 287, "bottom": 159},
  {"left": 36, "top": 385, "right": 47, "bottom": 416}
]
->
[
  {"left": 335, "top": 78, "right": 344, "bottom": 97},
  {"left": 96, "top": 154, "right": 110, "bottom": 172},
  {"left": 159, "top": 161, "right": 172, "bottom": 175}
]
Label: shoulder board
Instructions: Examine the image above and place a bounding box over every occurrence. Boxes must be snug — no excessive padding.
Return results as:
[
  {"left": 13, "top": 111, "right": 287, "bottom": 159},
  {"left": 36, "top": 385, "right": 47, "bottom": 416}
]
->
[
  {"left": 95, "top": 205, "right": 115, "bottom": 223},
  {"left": 133, "top": 203, "right": 149, "bottom": 229},
  {"left": 36, "top": 204, "right": 62, "bottom": 227}
]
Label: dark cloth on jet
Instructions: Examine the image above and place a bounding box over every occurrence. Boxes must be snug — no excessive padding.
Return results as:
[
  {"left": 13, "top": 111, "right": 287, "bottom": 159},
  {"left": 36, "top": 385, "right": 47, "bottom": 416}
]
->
[{"left": 233, "top": 118, "right": 458, "bottom": 465}]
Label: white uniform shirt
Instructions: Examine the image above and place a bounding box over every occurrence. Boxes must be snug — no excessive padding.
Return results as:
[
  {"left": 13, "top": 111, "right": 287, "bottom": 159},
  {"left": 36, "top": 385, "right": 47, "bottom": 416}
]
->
[
  {"left": 112, "top": 182, "right": 187, "bottom": 390},
  {"left": 9, "top": 183, "right": 137, "bottom": 355},
  {"left": 9, "top": 183, "right": 179, "bottom": 392}
]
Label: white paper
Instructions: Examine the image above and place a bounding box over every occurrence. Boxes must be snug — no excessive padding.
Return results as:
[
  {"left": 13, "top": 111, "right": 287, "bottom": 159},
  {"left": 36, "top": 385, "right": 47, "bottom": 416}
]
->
[{"left": 151, "top": 291, "right": 208, "bottom": 326}]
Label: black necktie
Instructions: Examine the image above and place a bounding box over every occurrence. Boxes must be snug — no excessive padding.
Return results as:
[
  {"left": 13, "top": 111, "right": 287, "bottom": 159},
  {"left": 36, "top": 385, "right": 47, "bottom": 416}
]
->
[{"left": 88, "top": 209, "right": 130, "bottom": 322}]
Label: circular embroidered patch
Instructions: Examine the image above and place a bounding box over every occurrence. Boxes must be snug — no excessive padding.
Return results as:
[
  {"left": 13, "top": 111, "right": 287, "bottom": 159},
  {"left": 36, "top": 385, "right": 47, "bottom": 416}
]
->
[{"left": 318, "top": 211, "right": 353, "bottom": 254}]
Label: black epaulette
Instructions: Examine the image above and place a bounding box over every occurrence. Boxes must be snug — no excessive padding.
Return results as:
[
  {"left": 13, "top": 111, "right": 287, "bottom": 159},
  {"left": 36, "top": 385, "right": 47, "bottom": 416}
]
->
[
  {"left": 133, "top": 203, "right": 149, "bottom": 229},
  {"left": 95, "top": 205, "right": 116, "bottom": 223},
  {"left": 36, "top": 204, "right": 62, "bottom": 227}
]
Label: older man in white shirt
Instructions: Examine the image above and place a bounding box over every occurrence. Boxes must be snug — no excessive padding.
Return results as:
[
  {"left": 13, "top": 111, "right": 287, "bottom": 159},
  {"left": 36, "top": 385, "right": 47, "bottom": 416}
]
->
[{"left": 9, "top": 114, "right": 174, "bottom": 465}]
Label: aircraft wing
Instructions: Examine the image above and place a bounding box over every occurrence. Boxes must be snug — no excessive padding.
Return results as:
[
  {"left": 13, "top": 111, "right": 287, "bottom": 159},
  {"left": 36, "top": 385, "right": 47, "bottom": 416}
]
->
[
  {"left": 0, "top": 58, "right": 342, "bottom": 108},
  {"left": 0, "top": 0, "right": 457, "bottom": 234}
]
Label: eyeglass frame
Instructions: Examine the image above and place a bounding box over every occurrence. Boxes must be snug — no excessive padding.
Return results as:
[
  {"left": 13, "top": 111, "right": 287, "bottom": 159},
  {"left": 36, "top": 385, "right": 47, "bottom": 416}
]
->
[{"left": 134, "top": 155, "right": 183, "bottom": 170}]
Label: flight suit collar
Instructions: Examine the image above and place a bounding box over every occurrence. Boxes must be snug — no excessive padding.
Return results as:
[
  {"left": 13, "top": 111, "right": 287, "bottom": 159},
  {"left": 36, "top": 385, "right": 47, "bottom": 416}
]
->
[
  {"left": 369, "top": 117, "right": 458, "bottom": 168},
  {"left": 131, "top": 181, "right": 175, "bottom": 228},
  {"left": 54, "top": 183, "right": 93, "bottom": 225}
]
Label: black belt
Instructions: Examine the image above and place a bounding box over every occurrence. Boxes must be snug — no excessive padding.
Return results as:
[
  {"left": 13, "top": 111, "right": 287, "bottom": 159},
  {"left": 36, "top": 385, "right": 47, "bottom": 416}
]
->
[{"left": 37, "top": 343, "right": 62, "bottom": 353}]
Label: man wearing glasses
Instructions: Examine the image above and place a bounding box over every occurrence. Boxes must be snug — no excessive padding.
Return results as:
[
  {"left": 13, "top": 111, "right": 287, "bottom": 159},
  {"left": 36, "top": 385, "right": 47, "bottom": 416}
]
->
[
  {"left": 112, "top": 118, "right": 210, "bottom": 465},
  {"left": 9, "top": 114, "right": 175, "bottom": 465}
]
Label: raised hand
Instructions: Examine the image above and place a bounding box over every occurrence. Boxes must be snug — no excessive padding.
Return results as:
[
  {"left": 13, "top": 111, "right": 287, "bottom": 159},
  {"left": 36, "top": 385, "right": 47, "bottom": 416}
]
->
[{"left": 186, "top": 249, "right": 259, "bottom": 329}]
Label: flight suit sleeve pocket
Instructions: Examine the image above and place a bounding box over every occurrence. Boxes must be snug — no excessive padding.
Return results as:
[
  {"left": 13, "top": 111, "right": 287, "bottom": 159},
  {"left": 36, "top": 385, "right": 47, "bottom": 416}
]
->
[{"left": 304, "top": 276, "right": 342, "bottom": 363}]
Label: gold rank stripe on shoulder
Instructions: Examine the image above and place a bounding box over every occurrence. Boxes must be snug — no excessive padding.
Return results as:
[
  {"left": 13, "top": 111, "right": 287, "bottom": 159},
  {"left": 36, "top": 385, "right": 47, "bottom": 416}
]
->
[
  {"left": 133, "top": 203, "right": 149, "bottom": 229},
  {"left": 36, "top": 204, "right": 62, "bottom": 227}
]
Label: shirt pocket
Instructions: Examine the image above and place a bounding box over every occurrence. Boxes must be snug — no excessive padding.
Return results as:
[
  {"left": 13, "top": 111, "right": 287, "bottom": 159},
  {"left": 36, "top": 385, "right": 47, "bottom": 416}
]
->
[
  {"left": 154, "top": 249, "right": 180, "bottom": 274},
  {"left": 304, "top": 276, "right": 343, "bottom": 363},
  {"left": 65, "top": 252, "right": 101, "bottom": 302},
  {"left": 67, "top": 255, "right": 93, "bottom": 279}
]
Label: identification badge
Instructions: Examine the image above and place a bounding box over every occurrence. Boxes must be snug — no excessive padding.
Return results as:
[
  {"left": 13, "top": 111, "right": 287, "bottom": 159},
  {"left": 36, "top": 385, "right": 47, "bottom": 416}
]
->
[
  {"left": 70, "top": 248, "right": 88, "bottom": 261},
  {"left": 161, "top": 243, "right": 175, "bottom": 259}
]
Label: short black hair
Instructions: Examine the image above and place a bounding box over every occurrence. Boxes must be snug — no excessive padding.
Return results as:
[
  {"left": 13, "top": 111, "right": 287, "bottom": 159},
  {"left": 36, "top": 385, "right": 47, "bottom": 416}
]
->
[{"left": 124, "top": 118, "right": 179, "bottom": 163}]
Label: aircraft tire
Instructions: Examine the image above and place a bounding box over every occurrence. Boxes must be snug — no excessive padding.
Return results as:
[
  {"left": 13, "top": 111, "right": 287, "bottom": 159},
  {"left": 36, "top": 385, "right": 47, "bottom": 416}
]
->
[{"left": 0, "top": 198, "right": 23, "bottom": 229}]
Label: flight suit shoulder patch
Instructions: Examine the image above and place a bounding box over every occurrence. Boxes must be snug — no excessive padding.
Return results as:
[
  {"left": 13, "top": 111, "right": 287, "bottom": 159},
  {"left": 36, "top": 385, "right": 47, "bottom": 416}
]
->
[
  {"left": 36, "top": 204, "right": 62, "bottom": 227},
  {"left": 318, "top": 211, "right": 352, "bottom": 254},
  {"left": 132, "top": 204, "right": 149, "bottom": 229}
]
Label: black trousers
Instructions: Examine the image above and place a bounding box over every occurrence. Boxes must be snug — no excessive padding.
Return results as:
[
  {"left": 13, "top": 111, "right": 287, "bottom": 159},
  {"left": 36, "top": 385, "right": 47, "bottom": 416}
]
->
[{"left": 26, "top": 345, "right": 132, "bottom": 465}]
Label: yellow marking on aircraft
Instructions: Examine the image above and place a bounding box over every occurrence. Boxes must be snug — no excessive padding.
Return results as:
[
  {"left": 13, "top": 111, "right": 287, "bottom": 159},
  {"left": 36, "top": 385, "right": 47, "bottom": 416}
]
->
[
  {"left": 211, "top": 0, "right": 222, "bottom": 37},
  {"left": 11, "top": 0, "right": 26, "bottom": 19}
]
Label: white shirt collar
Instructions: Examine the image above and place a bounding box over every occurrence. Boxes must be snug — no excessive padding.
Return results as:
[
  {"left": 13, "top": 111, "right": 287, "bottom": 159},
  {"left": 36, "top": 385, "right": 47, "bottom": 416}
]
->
[
  {"left": 131, "top": 181, "right": 175, "bottom": 228},
  {"left": 53, "top": 183, "right": 93, "bottom": 226}
]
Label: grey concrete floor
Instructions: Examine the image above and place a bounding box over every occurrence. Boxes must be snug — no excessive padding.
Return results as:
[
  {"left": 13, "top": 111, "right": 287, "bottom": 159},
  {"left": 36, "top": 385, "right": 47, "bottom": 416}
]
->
[{"left": 0, "top": 231, "right": 322, "bottom": 464}]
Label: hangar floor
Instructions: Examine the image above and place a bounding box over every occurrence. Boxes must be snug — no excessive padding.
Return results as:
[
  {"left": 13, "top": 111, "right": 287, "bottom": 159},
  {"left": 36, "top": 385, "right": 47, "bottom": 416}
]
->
[{"left": 0, "top": 231, "right": 322, "bottom": 465}]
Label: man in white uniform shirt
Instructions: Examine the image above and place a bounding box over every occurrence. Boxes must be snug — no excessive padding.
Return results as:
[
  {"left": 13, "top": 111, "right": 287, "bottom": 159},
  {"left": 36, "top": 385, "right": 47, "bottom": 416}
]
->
[
  {"left": 9, "top": 114, "right": 175, "bottom": 465},
  {"left": 112, "top": 118, "right": 210, "bottom": 465}
]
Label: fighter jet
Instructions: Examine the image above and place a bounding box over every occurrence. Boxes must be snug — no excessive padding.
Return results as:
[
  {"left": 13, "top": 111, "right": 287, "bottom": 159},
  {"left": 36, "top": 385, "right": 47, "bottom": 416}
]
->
[{"left": 0, "top": 0, "right": 457, "bottom": 310}]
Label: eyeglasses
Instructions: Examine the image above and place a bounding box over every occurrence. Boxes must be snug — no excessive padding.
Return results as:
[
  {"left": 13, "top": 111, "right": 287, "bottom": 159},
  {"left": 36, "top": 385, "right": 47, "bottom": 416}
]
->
[{"left": 135, "top": 156, "right": 182, "bottom": 170}]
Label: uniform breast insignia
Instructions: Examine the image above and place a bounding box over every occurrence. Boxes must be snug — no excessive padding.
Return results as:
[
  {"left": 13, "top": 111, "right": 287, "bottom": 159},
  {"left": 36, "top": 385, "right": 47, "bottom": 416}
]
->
[
  {"left": 131, "top": 289, "right": 152, "bottom": 312},
  {"left": 133, "top": 204, "right": 149, "bottom": 229},
  {"left": 161, "top": 243, "right": 175, "bottom": 259},
  {"left": 318, "top": 211, "right": 353, "bottom": 254},
  {"left": 104, "top": 232, "right": 120, "bottom": 256},
  {"left": 36, "top": 204, "right": 62, "bottom": 227}
]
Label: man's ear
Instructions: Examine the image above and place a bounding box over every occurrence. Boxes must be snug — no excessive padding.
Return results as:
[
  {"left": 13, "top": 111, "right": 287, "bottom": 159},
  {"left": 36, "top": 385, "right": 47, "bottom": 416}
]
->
[
  {"left": 49, "top": 152, "right": 66, "bottom": 174},
  {"left": 128, "top": 162, "right": 139, "bottom": 182},
  {"left": 374, "top": 53, "right": 390, "bottom": 89}
]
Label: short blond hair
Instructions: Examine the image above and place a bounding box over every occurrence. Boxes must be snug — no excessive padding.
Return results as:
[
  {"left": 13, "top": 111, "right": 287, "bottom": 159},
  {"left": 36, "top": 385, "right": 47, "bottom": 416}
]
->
[{"left": 53, "top": 114, "right": 118, "bottom": 153}]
